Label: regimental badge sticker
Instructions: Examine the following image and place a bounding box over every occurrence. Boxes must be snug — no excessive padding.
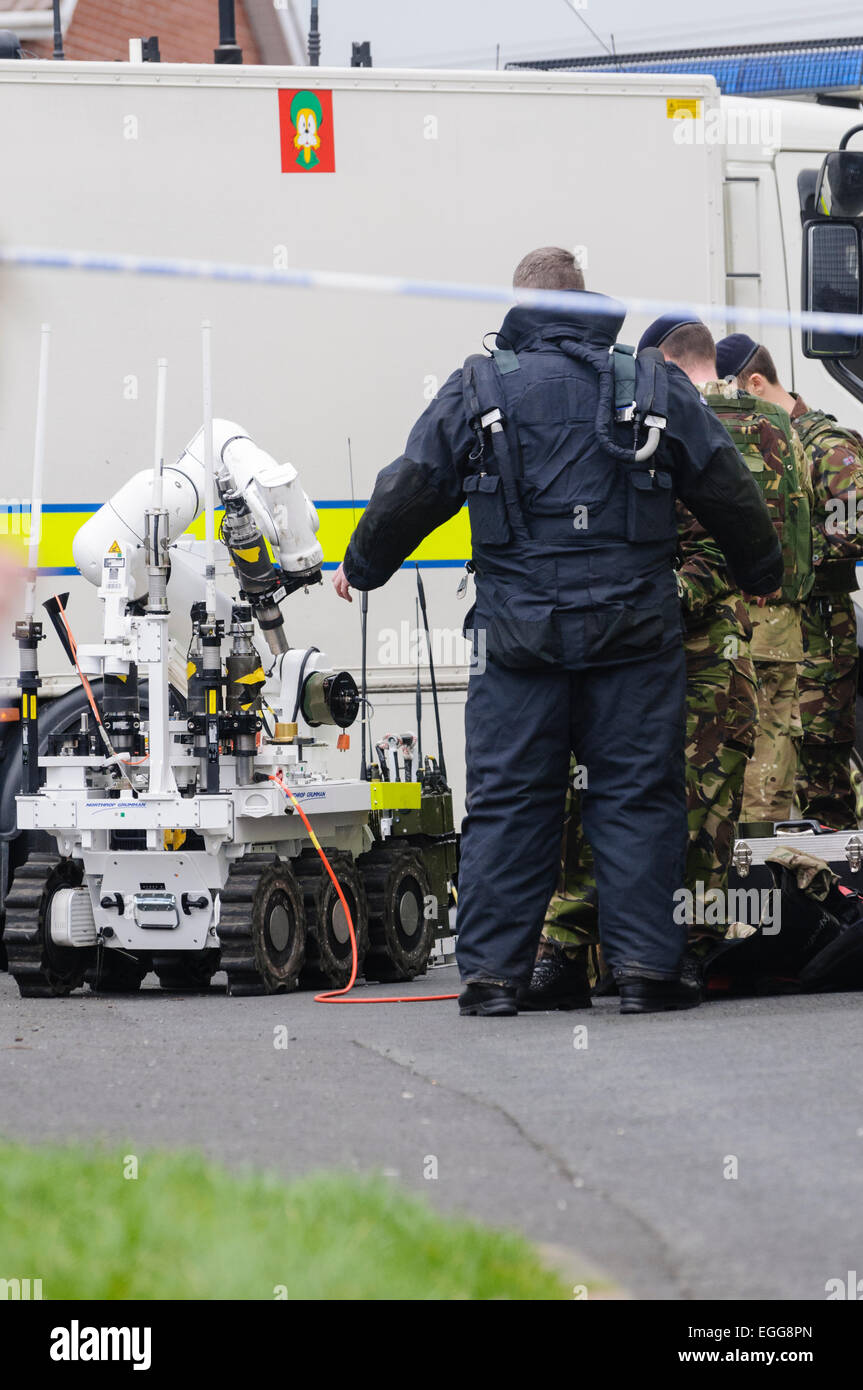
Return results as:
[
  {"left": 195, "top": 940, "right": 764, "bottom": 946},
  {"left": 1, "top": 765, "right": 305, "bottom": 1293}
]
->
[{"left": 278, "top": 88, "right": 336, "bottom": 173}]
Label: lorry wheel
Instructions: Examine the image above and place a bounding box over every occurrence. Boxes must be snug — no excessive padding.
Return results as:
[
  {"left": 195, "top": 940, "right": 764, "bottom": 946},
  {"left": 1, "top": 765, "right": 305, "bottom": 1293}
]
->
[
  {"left": 295, "top": 849, "right": 369, "bottom": 989},
  {"left": 4, "top": 853, "right": 90, "bottom": 998},
  {"left": 153, "top": 949, "right": 219, "bottom": 992},
  {"left": 359, "top": 845, "right": 434, "bottom": 982},
  {"left": 219, "top": 854, "right": 306, "bottom": 996},
  {"left": 86, "top": 950, "right": 148, "bottom": 993}
]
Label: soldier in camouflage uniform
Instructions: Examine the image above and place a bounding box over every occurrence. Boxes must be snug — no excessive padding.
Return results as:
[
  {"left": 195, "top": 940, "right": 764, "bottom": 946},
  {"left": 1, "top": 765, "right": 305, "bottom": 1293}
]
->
[
  {"left": 711, "top": 337, "right": 813, "bottom": 827},
  {"left": 726, "top": 336, "right": 863, "bottom": 828},
  {"left": 675, "top": 510, "right": 758, "bottom": 900},
  {"left": 528, "top": 320, "right": 768, "bottom": 1007}
]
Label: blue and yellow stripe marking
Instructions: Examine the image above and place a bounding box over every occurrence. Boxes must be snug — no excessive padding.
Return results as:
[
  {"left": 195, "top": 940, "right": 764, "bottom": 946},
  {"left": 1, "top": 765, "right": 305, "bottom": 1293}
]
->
[{"left": 0, "top": 502, "right": 470, "bottom": 575}]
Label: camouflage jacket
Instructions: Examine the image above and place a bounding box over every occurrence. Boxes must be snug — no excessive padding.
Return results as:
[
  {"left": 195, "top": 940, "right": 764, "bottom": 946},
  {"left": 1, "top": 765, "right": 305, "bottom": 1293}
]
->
[
  {"left": 700, "top": 380, "right": 812, "bottom": 662},
  {"left": 701, "top": 380, "right": 813, "bottom": 606},
  {"left": 791, "top": 394, "right": 863, "bottom": 589},
  {"left": 675, "top": 499, "right": 752, "bottom": 653}
]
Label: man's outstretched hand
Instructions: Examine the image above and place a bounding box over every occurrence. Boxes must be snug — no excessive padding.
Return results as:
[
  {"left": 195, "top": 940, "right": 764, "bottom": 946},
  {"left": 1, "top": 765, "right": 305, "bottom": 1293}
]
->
[
  {"left": 332, "top": 562, "right": 353, "bottom": 602},
  {"left": 742, "top": 587, "right": 782, "bottom": 607}
]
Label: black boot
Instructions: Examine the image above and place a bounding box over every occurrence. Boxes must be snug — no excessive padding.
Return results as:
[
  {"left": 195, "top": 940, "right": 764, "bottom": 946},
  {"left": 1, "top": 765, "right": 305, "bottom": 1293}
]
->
[
  {"left": 680, "top": 947, "right": 705, "bottom": 991},
  {"left": 519, "top": 943, "right": 592, "bottom": 1011},
  {"left": 618, "top": 975, "right": 701, "bottom": 1014},
  {"left": 591, "top": 970, "right": 618, "bottom": 998},
  {"left": 459, "top": 983, "right": 519, "bottom": 1016}
]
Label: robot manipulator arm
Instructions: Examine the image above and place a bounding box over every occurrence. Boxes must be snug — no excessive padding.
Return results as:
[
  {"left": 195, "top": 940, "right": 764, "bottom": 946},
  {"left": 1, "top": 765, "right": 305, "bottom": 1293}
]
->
[
  {"left": 218, "top": 435, "right": 324, "bottom": 586},
  {"left": 72, "top": 419, "right": 325, "bottom": 660},
  {"left": 214, "top": 435, "right": 325, "bottom": 659},
  {"left": 216, "top": 473, "right": 291, "bottom": 656}
]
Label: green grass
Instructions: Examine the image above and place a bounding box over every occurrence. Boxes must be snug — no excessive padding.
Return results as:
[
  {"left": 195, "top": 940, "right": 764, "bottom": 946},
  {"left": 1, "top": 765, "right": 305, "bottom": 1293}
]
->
[{"left": 0, "top": 1141, "right": 569, "bottom": 1300}]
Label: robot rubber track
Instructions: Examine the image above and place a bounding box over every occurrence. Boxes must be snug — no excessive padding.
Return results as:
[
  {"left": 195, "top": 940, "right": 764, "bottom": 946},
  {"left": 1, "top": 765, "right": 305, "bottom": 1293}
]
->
[
  {"left": 218, "top": 852, "right": 307, "bottom": 997},
  {"left": 4, "top": 852, "right": 87, "bottom": 997}
]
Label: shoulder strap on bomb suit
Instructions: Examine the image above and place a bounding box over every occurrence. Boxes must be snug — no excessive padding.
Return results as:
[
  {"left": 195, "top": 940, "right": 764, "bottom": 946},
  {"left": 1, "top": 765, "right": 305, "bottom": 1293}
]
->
[
  {"left": 462, "top": 351, "right": 531, "bottom": 542},
  {"left": 601, "top": 343, "right": 670, "bottom": 464},
  {"left": 461, "top": 342, "right": 669, "bottom": 517}
]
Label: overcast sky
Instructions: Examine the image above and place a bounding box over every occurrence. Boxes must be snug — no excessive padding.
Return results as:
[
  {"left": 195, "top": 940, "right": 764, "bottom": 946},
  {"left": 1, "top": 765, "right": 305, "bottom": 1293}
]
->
[{"left": 311, "top": 0, "right": 863, "bottom": 69}]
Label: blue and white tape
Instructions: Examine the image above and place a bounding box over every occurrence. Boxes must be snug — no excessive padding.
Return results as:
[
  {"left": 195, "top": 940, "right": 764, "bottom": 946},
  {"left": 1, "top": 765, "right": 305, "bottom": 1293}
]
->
[{"left": 0, "top": 243, "right": 860, "bottom": 338}]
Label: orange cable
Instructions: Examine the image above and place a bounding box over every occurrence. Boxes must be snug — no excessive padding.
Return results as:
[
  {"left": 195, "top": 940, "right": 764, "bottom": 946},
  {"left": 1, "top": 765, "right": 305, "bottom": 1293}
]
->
[
  {"left": 54, "top": 594, "right": 103, "bottom": 731},
  {"left": 268, "top": 773, "right": 458, "bottom": 1004}
]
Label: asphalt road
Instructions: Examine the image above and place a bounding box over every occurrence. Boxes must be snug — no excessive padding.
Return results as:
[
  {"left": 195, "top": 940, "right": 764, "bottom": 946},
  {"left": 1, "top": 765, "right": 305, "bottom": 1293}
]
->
[{"left": 2, "top": 964, "right": 862, "bottom": 1300}]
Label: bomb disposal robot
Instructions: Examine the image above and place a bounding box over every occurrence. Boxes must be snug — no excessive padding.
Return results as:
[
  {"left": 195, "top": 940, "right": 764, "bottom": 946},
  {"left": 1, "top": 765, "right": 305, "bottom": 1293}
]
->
[{"left": 6, "top": 418, "right": 456, "bottom": 997}]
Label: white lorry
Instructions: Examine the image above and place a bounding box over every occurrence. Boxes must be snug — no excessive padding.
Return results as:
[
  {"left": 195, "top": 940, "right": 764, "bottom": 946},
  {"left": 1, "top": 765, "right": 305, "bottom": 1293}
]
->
[{"left": 0, "top": 57, "right": 860, "bottom": 841}]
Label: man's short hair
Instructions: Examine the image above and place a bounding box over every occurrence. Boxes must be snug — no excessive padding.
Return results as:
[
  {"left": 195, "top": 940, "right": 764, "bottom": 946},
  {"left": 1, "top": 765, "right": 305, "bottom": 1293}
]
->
[
  {"left": 513, "top": 247, "right": 585, "bottom": 292},
  {"left": 660, "top": 322, "right": 717, "bottom": 371},
  {"left": 738, "top": 344, "right": 779, "bottom": 388}
]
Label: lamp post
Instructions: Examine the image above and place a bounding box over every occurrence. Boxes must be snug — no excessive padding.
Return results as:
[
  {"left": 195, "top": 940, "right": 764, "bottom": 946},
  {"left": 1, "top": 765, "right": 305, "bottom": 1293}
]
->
[
  {"left": 52, "top": 0, "right": 64, "bottom": 59},
  {"left": 214, "top": 0, "right": 242, "bottom": 64},
  {"left": 309, "top": 1, "right": 320, "bottom": 67}
]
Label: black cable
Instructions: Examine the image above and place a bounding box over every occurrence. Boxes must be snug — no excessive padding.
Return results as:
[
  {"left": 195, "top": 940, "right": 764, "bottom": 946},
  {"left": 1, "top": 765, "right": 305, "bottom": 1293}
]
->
[
  {"left": 290, "top": 647, "right": 319, "bottom": 724},
  {"left": 415, "top": 596, "right": 423, "bottom": 776},
  {"left": 415, "top": 565, "right": 447, "bottom": 786},
  {"left": 359, "top": 591, "right": 369, "bottom": 779}
]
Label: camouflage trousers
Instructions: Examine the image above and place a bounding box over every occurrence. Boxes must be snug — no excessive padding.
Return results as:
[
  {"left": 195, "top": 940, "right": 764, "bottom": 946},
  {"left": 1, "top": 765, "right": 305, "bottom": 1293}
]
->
[
  {"left": 543, "top": 646, "right": 757, "bottom": 955},
  {"left": 795, "top": 593, "right": 858, "bottom": 829},
  {"left": 542, "top": 778, "right": 597, "bottom": 953},
  {"left": 684, "top": 647, "right": 758, "bottom": 894},
  {"left": 740, "top": 660, "right": 802, "bottom": 824}
]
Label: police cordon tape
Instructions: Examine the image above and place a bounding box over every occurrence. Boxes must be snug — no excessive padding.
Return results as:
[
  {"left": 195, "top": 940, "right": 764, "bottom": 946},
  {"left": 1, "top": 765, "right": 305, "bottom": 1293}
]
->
[{"left": 1, "top": 243, "right": 862, "bottom": 338}]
